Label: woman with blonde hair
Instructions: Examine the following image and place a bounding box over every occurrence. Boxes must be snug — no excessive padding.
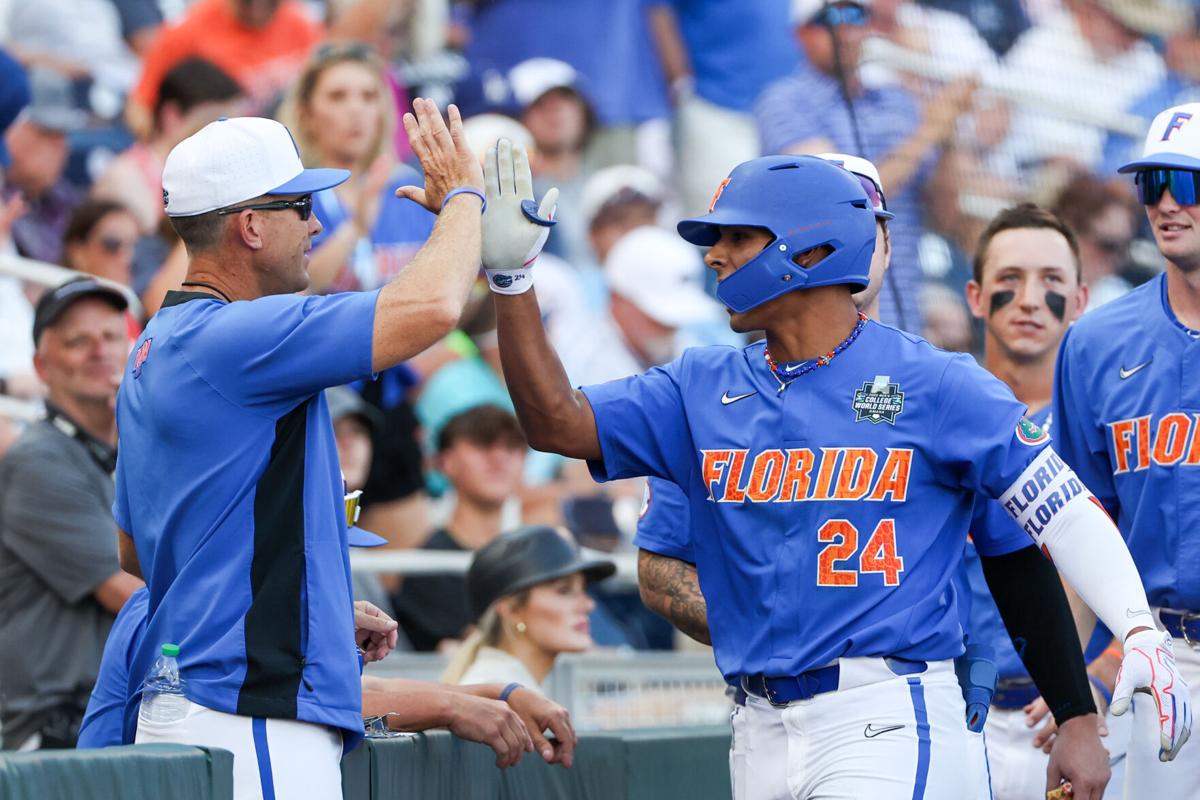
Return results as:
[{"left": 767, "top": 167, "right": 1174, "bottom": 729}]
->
[
  {"left": 443, "top": 526, "right": 616, "bottom": 689},
  {"left": 278, "top": 42, "right": 434, "bottom": 294}
]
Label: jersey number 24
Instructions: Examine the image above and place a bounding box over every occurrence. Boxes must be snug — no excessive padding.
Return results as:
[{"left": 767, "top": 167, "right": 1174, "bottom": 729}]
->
[{"left": 817, "top": 519, "right": 904, "bottom": 587}]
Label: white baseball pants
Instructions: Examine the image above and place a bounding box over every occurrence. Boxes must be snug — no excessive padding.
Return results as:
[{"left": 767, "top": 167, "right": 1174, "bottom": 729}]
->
[
  {"left": 135, "top": 698, "right": 344, "bottom": 800},
  {"left": 730, "top": 658, "right": 972, "bottom": 799}
]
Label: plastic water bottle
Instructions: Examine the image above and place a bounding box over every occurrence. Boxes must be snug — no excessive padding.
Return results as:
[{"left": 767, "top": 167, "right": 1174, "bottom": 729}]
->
[{"left": 139, "top": 643, "right": 189, "bottom": 724}]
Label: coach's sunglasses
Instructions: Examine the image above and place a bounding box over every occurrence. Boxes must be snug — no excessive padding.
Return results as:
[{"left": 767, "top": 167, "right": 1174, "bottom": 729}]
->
[
  {"left": 218, "top": 194, "right": 314, "bottom": 221},
  {"left": 1135, "top": 168, "right": 1200, "bottom": 207}
]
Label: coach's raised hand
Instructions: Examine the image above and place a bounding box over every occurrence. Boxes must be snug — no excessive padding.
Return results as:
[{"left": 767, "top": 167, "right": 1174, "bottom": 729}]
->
[{"left": 395, "top": 98, "right": 483, "bottom": 213}]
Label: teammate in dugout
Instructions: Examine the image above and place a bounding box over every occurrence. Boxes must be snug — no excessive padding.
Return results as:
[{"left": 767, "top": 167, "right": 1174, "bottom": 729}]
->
[
  {"left": 1052, "top": 101, "right": 1200, "bottom": 798},
  {"left": 112, "top": 103, "right": 573, "bottom": 800},
  {"left": 480, "top": 145, "right": 1192, "bottom": 798}
]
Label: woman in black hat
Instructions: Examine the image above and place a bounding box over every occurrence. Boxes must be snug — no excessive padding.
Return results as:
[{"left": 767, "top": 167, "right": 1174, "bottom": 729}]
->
[{"left": 442, "top": 525, "right": 616, "bottom": 689}]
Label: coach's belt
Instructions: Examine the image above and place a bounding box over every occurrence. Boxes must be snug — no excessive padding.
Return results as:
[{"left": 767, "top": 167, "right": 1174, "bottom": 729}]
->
[
  {"left": 740, "top": 658, "right": 927, "bottom": 708},
  {"left": 1159, "top": 608, "right": 1200, "bottom": 648},
  {"left": 991, "top": 678, "right": 1039, "bottom": 710}
]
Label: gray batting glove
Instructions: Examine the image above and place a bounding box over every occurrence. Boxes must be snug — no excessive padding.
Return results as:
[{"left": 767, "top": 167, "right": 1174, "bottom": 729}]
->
[{"left": 482, "top": 138, "right": 558, "bottom": 294}]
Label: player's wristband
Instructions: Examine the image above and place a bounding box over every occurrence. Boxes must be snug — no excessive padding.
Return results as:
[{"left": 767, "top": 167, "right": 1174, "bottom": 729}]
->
[
  {"left": 484, "top": 268, "right": 534, "bottom": 295},
  {"left": 443, "top": 187, "right": 486, "bottom": 213},
  {"left": 1088, "top": 675, "right": 1113, "bottom": 706},
  {"left": 499, "top": 682, "right": 523, "bottom": 702}
]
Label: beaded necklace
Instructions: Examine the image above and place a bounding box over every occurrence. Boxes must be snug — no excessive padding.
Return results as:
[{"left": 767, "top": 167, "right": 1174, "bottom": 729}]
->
[{"left": 763, "top": 312, "right": 868, "bottom": 394}]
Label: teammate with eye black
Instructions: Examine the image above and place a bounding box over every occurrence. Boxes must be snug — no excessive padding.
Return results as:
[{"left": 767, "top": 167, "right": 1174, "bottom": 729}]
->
[
  {"left": 960, "top": 204, "right": 1125, "bottom": 800},
  {"left": 478, "top": 144, "right": 1190, "bottom": 799}
]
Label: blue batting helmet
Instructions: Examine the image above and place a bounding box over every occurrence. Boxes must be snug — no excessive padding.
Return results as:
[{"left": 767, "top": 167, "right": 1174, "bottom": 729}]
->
[{"left": 677, "top": 155, "right": 877, "bottom": 313}]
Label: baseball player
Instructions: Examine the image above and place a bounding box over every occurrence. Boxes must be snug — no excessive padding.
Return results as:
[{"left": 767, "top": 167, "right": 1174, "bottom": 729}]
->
[
  {"left": 958, "top": 203, "right": 1119, "bottom": 800},
  {"left": 634, "top": 153, "right": 920, "bottom": 800},
  {"left": 1052, "top": 101, "right": 1200, "bottom": 797},
  {"left": 482, "top": 146, "right": 1191, "bottom": 798},
  {"left": 112, "top": 102, "right": 572, "bottom": 800},
  {"left": 634, "top": 175, "right": 1101, "bottom": 799}
]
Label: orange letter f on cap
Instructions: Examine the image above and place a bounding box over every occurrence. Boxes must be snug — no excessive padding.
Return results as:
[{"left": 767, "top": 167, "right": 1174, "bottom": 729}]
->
[{"left": 1163, "top": 112, "right": 1193, "bottom": 142}]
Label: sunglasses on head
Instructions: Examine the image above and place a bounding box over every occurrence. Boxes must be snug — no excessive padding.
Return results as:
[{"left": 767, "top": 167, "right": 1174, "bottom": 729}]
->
[
  {"left": 218, "top": 194, "right": 314, "bottom": 221},
  {"left": 853, "top": 174, "right": 886, "bottom": 213},
  {"left": 817, "top": 3, "right": 870, "bottom": 27},
  {"left": 1135, "top": 168, "right": 1200, "bottom": 206}
]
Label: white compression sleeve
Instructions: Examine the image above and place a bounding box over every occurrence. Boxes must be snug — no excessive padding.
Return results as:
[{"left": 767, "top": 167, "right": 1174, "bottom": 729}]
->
[{"left": 997, "top": 446, "right": 1154, "bottom": 642}]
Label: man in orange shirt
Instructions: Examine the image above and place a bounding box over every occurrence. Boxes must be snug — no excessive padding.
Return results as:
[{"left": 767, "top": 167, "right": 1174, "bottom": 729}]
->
[{"left": 128, "top": 0, "right": 322, "bottom": 134}]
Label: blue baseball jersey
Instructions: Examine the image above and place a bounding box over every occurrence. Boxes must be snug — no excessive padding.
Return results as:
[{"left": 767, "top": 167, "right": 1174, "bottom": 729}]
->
[
  {"left": 1053, "top": 274, "right": 1200, "bottom": 610},
  {"left": 113, "top": 289, "right": 379, "bottom": 748},
  {"left": 586, "top": 321, "right": 1062, "bottom": 680},
  {"left": 77, "top": 588, "right": 149, "bottom": 749}
]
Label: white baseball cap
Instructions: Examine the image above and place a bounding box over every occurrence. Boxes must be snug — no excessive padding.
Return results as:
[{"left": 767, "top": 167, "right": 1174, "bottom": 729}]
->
[
  {"left": 581, "top": 165, "right": 664, "bottom": 227},
  {"left": 816, "top": 152, "right": 894, "bottom": 219},
  {"left": 162, "top": 117, "right": 350, "bottom": 217},
  {"left": 508, "top": 58, "right": 583, "bottom": 109},
  {"left": 1119, "top": 102, "right": 1200, "bottom": 173},
  {"left": 606, "top": 225, "right": 719, "bottom": 328}
]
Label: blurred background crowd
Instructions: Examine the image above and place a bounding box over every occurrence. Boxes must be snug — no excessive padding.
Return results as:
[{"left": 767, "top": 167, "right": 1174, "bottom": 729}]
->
[{"left": 0, "top": 0, "right": 1197, "bottom": 743}]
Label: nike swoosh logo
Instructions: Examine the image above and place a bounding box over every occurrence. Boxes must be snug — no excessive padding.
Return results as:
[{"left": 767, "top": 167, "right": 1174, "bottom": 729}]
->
[
  {"left": 1127, "top": 608, "right": 1152, "bottom": 619},
  {"left": 1119, "top": 360, "right": 1152, "bottom": 379},
  {"left": 864, "top": 724, "right": 905, "bottom": 738},
  {"left": 721, "top": 390, "right": 757, "bottom": 405}
]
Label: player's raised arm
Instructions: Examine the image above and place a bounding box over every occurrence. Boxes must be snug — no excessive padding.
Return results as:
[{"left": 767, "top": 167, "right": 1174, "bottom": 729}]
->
[
  {"left": 371, "top": 99, "right": 485, "bottom": 373},
  {"left": 484, "top": 140, "right": 601, "bottom": 461}
]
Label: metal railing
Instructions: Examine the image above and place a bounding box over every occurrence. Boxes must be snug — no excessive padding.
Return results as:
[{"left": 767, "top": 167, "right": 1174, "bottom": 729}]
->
[
  {"left": 350, "top": 546, "right": 638, "bottom": 582},
  {"left": 365, "top": 650, "right": 731, "bottom": 731}
]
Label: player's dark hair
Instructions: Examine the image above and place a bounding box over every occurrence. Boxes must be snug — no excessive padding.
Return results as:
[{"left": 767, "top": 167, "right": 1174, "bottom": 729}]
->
[
  {"left": 63, "top": 198, "right": 135, "bottom": 247},
  {"left": 972, "top": 203, "right": 1082, "bottom": 284},
  {"left": 154, "top": 58, "right": 242, "bottom": 131},
  {"left": 437, "top": 404, "right": 526, "bottom": 453},
  {"left": 168, "top": 211, "right": 224, "bottom": 254}
]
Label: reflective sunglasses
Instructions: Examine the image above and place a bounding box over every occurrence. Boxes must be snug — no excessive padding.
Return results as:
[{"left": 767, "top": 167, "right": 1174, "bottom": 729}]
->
[
  {"left": 1135, "top": 168, "right": 1200, "bottom": 206},
  {"left": 817, "top": 3, "right": 870, "bottom": 27},
  {"left": 853, "top": 174, "right": 887, "bottom": 213},
  {"left": 218, "top": 194, "right": 314, "bottom": 221}
]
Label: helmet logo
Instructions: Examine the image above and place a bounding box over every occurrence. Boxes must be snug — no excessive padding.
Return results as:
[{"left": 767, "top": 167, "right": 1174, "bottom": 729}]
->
[{"left": 708, "top": 178, "right": 731, "bottom": 212}]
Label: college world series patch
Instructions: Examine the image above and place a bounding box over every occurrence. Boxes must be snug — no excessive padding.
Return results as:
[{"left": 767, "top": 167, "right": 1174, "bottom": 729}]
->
[{"left": 852, "top": 375, "right": 905, "bottom": 425}]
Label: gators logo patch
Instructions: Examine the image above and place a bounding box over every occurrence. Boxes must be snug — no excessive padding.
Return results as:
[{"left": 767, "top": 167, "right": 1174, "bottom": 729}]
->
[{"left": 1016, "top": 417, "right": 1050, "bottom": 446}]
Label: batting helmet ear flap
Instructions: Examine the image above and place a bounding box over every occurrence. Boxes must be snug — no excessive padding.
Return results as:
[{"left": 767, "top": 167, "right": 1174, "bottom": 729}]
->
[{"left": 678, "top": 156, "right": 877, "bottom": 313}]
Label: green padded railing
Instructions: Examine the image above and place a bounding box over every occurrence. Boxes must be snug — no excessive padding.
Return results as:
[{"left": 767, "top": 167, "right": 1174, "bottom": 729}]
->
[
  {"left": 0, "top": 727, "right": 730, "bottom": 799},
  {"left": 0, "top": 744, "right": 233, "bottom": 800}
]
